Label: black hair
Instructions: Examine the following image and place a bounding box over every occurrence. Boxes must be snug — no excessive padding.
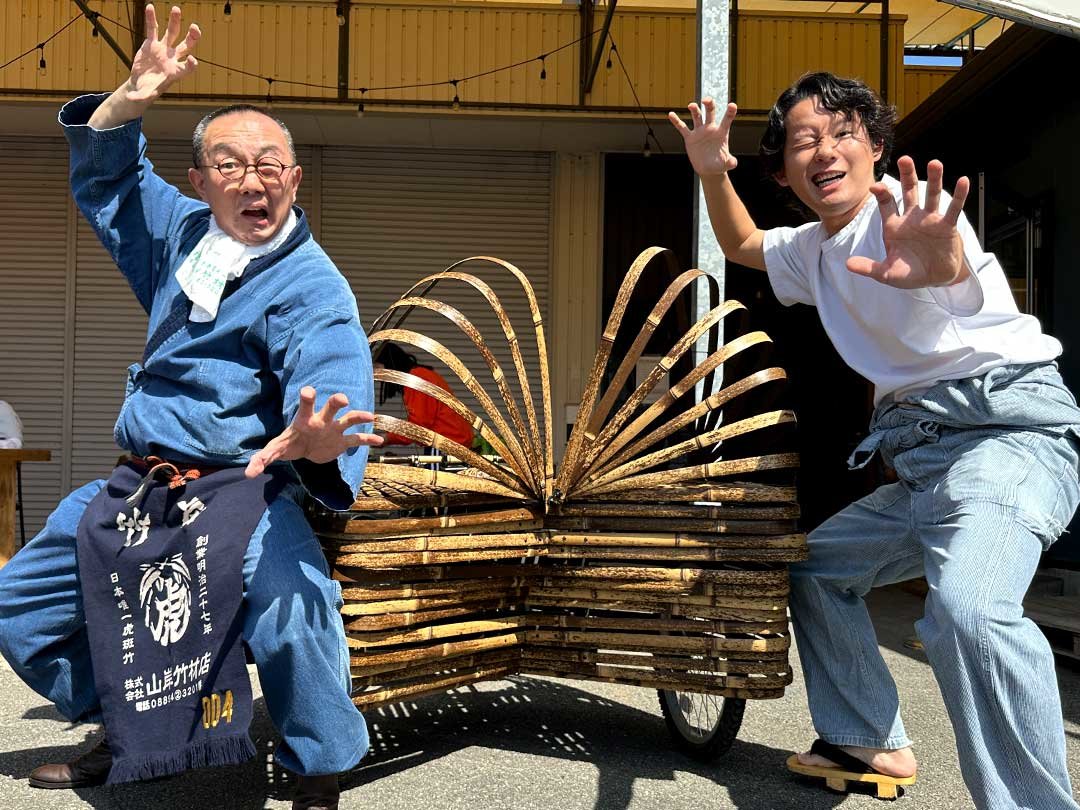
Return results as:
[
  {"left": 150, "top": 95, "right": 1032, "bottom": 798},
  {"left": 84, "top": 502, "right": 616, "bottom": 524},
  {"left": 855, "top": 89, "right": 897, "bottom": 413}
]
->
[
  {"left": 191, "top": 104, "right": 296, "bottom": 167},
  {"left": 375, "top": 342, "right": 430, "bottom": 405},
  {"left": 759, "top": 72, "right": 896, "bottom": 182}
]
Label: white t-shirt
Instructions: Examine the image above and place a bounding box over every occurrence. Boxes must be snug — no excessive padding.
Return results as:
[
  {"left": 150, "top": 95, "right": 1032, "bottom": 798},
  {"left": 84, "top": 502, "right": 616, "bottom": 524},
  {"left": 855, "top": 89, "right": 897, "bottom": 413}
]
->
[{"left": 762, "top": 174, "right": 1060, "bottom": 404}]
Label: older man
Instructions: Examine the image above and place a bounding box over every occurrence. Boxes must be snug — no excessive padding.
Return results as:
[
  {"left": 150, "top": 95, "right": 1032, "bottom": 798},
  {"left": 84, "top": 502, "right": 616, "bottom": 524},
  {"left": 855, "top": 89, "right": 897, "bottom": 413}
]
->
[{"left": 0, "top": 5, "right": 381, "bottom": 809}]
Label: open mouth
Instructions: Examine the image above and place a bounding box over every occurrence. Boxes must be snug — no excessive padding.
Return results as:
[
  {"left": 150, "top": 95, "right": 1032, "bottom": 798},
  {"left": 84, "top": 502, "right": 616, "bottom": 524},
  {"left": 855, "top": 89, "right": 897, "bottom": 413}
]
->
[
  {"left": 241, "top": 206, "right": 269, "bottom": 221},
  {"left": 812, "top": 171, "right": 845, "bottom": 190}
]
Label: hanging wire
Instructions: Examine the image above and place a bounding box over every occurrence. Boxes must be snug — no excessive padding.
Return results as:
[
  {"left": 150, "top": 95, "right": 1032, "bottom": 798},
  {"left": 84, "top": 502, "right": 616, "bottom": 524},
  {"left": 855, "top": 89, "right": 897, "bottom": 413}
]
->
[
  {"left": 1, "top": 7, "right": 661, "bottom": 150},
  {"left": 0, "top": 13, "right": 82, "bottom": 72},
  {"left": 606, "top": 35, "right": 663, "bottom": 154}
]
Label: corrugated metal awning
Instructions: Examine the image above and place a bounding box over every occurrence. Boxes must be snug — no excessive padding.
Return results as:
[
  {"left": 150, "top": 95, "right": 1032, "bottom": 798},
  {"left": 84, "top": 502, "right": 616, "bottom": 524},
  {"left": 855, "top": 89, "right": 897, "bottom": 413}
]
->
[{"left": 945, "top": 1, "right": 1080, "bottom": 38}]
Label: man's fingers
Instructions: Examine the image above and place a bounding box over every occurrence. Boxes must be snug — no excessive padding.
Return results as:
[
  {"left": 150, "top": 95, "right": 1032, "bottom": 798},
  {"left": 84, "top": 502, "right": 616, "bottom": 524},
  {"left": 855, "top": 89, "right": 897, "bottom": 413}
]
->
[
  {"left": 668, "top": 111, "right": 691, "bottom": 138},
  {"left": 144, "top": 3, "right": 158, "bottom": 43},
  {"left": 347, "top": 432, "right": 385, "bottom": 448},
  {"left": 296, "top": 386, "right": 317, "bottom": 422},
  {"left": 245, "top": 450, "right": 269, "bottom": 479},
  {"left": 319, "top": 392, "right": 350, "bottom": 419},
  {"left": 870, "top": 182, "right": 898, "bottom": 221},
  {"left": 165, "top": 5, "right": 183, "bottom": 46},
  {"left": 702, "top": 97, "right": 716, "bottom": 126},
  {"left": 688, "top": 102, "right": 703, "bottom": 129},
  {"left": 338, "top": 409, "right": 376, "bottom": 430},
  {"left": 897, "top": 156, "right": 918, "bottom": 212},
  {"left": 718, "top": 102, "right": 738, "bottom": 138},
  {"left": 174, "top": 24, "right": 201, "bottom": 61},
  {"left": 846, "top": 256, "right": 878, "bottom": 278},
  {"left": 945, "top": 176, "right": 970, "bottom": 224},
  {"left": 924, "top": 160, "right": 943, "bottom": 213}
]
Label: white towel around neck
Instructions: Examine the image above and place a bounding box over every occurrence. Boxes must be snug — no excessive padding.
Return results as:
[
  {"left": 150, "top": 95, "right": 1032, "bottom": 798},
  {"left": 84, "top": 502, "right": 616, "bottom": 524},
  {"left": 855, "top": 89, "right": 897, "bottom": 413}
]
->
[{"left": 176, "top": 210, "right": 298, "bottom": 323}]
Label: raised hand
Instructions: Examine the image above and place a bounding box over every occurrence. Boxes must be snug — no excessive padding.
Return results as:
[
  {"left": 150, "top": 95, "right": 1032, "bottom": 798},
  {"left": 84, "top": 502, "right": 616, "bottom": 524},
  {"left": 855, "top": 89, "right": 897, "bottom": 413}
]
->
[
  {"left": 245, "top": 386, "right": 383, "bottom": 479},
  {"left": 847, "top": 156, "right": 971, "bottom": 289},
  {"left": 668, "top": 98, "right": 739, "bottom": 178},
  {"left": 126, "top": 4, "right": 201, "bottom": 104}
]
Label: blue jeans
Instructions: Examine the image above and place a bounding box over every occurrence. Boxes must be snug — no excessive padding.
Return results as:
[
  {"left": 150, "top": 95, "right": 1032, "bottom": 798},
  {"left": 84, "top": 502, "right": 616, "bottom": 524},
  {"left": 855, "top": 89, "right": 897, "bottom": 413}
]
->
[
  {"left": 791, "top": 363, "right": 1080, "bottom": 810},
  {"left": 0, "top": 481, "right": 368, "bottom": 777}
]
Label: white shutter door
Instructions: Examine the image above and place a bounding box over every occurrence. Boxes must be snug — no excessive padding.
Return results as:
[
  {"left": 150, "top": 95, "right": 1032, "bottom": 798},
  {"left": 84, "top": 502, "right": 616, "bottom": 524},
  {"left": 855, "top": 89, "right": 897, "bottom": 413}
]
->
[
  {"left": 70, "top": 140, "right": 315, "bottom": 486},
  {"left": 319, "top": 147, "right": 552, "bottom": 441},
  {"left": 0, "top": 137, "right": 70, "bottom": 536}
]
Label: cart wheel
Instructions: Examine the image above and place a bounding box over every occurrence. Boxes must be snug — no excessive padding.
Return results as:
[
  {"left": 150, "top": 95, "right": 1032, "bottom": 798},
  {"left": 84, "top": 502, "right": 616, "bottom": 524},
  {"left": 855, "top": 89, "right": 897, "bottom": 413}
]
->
[{"left": 658, "top": 689, "right": 745, "bottom": 761}]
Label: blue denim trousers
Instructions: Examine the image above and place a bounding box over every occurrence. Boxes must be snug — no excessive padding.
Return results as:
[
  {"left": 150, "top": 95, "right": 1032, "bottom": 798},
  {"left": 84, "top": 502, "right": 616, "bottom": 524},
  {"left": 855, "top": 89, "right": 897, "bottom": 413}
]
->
[
  {"left": 0, "top": 481, "right": 368, "bottom": 777},
  {"left": 790, "top": 363, "right": 1080, "bottom": 810}
]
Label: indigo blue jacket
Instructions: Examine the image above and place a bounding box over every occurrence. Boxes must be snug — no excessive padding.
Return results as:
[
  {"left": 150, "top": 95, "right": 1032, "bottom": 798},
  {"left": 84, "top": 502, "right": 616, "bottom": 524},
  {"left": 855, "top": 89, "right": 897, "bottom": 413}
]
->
[{"left": 60, "top": 94, "right": 372, "bottom": 508}]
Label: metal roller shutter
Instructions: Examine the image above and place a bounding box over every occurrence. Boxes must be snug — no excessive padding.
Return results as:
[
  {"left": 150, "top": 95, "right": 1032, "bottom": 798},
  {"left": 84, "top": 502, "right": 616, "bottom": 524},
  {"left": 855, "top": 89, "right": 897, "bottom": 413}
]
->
[
  {"left": 319, "top": 146, "right": 553, "bottom": 442},
  {"left": 0, "top": 137, "right": 71, "bottom": 536}
]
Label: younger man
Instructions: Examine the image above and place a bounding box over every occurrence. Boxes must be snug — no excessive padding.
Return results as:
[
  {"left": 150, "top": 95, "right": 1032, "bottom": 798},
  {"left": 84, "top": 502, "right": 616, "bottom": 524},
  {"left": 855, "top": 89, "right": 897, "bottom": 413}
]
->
[{"left": 670, "top": 72, "right": 1080, "bottom": 809}]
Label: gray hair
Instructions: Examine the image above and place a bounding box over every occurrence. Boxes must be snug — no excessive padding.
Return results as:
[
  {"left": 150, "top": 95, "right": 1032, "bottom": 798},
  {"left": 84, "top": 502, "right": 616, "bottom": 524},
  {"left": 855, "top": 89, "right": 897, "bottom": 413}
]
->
[{"left": 191, "top": 104, "right": 297, "bottom": 167}]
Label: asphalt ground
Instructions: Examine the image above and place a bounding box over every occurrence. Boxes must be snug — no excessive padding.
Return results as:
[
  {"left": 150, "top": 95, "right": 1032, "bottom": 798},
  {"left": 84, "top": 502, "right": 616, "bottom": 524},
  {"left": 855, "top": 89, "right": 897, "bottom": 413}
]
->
[{"left": 1, "top": 584, "right": 1079, "bottom": 810}]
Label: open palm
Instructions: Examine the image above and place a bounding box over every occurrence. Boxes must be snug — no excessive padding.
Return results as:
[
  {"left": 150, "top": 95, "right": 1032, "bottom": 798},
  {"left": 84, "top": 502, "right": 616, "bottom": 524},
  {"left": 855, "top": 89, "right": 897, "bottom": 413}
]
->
[
  {"left": 847, "top": 156, "right": 970, "bottom": 289},
  {"left": 668, "top": 98, "right": 739, "bottom": 178},
  {"left": 127, "top": 4, "right": 201, "bottom": 103}
]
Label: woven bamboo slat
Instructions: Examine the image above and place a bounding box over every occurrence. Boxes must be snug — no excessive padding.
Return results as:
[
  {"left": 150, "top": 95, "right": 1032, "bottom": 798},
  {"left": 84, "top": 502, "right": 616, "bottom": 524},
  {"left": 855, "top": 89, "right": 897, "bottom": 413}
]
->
[{"left": 309, "top": 247, "right": 807, "bottom": 716}]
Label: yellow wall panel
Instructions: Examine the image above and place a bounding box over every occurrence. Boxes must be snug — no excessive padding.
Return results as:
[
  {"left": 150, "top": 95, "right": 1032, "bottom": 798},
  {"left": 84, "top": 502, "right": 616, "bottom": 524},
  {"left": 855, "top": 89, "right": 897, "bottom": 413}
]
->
[
  {"left": 735, "top": 12, "right": 905, "bottom": 115},
  {"left": 903, "top": 66, "right": 958, "bottom": 115},
  {"left": 4, "top": 1, "right": 931, "bottom": 119}
]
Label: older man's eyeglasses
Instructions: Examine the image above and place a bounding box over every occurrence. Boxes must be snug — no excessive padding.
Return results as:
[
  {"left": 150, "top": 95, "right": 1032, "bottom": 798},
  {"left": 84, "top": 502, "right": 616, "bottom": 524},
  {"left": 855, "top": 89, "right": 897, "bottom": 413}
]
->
[{"left": 199, "top": 158, "right": 295, "bottom": 181}]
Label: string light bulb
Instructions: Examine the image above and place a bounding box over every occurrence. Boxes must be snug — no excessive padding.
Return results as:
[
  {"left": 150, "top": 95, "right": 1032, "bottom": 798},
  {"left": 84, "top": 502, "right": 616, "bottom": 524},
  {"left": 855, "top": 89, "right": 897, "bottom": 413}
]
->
[
  {"left": 336, "top": 1, "right": 346, "bottom": 26},
  {"left": 223, "top": 1, "right": 232, "bottom": 18},
  {"left": 356, "top": 89, "right": 366, "bottom": 118},
  {"left": 451, "top": 79, "right": 460, "bottom": 110},
  {"left": 265, "top": 78, "right": 274, "bottom": 110},
  {"left": 89, "top": 12, "right": 100, "bottom": 37},
  {"left": 37, "top": 46, "right": 46, "bottom": 76},
  {"left": 606, "top": 46, "right": 614, "bottom": 70},
  {"left": 642, "top": 137, "right": 651, "bottom": 158},
  {"left": 538, "top": 55, "right": 547, "bottom": 81}
]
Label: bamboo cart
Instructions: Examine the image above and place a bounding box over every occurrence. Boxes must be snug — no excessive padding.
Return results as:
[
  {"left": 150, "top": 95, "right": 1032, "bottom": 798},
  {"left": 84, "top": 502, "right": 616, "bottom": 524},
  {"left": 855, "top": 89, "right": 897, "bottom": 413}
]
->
[{"left": 311, "top": 247, "right": 806, "bottom": 760}]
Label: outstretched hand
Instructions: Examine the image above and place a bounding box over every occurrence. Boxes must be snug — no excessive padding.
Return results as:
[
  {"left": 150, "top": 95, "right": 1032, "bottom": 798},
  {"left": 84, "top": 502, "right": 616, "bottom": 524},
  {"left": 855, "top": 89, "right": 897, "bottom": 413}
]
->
[
  {"left": 126, "top": 4, "right": 201, "bottom": 104},
  {"left": 245, "top": 386, "right": 383, "bottom": 478},
  {"left": 667, "top": 98, "right": 739, "bottom": 178},
  {"left": 847, "top": 156, "right": 971, "bottom": 289}
]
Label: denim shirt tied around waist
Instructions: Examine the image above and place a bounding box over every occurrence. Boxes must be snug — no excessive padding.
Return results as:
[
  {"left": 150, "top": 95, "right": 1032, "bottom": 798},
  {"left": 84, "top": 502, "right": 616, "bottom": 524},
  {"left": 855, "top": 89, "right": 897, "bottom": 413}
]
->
[
  {"left": 60, "top": 94, "right": 373, "bottom": 509},
  {"left": 849, "top": 362, "right": 1080, "bottom": 473}
]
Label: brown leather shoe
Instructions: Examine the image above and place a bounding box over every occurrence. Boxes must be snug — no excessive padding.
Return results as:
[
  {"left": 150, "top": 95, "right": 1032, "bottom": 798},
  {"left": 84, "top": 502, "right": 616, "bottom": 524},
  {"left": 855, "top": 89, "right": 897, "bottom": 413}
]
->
[
  {"left": 292, "top": 773, "right": 340, "bottom": 810},
  {"left": 28, "top": 737, "right": 112, "bottom": 789}
]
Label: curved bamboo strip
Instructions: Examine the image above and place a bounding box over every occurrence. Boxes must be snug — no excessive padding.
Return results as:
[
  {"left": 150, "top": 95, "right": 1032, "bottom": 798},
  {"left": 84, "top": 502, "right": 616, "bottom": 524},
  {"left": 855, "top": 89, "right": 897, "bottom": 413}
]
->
[
  {"left": 585, "top": 265, "right": 704, "bottom": 436},
  {"left": 370, "top": 326, "right": 534, "bottom": 489},
  {"left": 590, "top": 367, "right": 789, "bottom": 480},
  {"left": 362, "top": 462, "right": 529, "bottom": 501},
  {"left": 561, "top": 299, "right": 745, "bottom": 499},
  {"left": 374, "top": 414, "right": 523, "bottom": 493},
  {"left": 373, "top": 368, "right": 524, "bottom": 483},
  {"left": 554, "top": 246, "right": 668, "bottom": 499},
  {"left": 380, "top": 295, "right": 542, "bottom": 490},
  {"left": 580, "top": 410, "right": 797, "bottom": 493},
  {"left": 578, "top": 452, "right": 801, "bottom": 498},
  {"left": 582, "top": 340, "right": 780, "bottom": 481},
  {"left": 373, "top": 256, "right": 551, "bottom": 492}
]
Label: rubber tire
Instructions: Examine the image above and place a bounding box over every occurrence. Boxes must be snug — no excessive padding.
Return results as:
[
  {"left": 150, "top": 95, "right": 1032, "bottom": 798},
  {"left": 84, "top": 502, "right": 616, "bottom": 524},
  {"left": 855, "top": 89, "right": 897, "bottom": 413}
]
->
[{"left": 658, "top": 689, "right": 746, "bottom": 761}]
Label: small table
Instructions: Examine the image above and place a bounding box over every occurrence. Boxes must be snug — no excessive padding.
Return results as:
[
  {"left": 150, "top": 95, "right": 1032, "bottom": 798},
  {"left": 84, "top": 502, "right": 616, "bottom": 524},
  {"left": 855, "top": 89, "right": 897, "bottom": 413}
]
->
[{"left": 0, "top": 449, "right": 51, "bottom": 567}]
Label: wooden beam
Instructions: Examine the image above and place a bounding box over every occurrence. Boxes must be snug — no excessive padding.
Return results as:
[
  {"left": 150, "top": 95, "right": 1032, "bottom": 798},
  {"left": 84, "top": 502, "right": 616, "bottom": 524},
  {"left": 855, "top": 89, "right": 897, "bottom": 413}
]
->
[{"left": 70, "top": 0, "right": 132, "bottom": 70}]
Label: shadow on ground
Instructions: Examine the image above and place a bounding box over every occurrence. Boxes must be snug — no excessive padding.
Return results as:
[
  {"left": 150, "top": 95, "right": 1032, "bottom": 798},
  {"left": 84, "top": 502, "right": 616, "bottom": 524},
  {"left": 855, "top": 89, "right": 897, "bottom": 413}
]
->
[{"left": 0, "top": 677, "right": 861, "bottom": 810}]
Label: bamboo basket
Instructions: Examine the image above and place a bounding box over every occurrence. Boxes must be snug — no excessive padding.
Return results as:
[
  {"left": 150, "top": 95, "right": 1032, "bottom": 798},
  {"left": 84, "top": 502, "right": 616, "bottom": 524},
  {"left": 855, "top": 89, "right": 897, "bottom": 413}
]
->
[{"left": 312, "top": 247, "right": 806, "bottom": 713}]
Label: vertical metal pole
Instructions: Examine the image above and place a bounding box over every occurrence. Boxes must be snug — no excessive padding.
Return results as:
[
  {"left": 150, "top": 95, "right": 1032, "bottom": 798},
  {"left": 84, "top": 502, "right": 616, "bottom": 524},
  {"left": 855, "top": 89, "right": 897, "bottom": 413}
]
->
[
  {"left": 694, "top": 0, "right": 730, "bottom": 396},
  {"left": 879, "top": 0, "right": 889, "bottom": 103}
]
